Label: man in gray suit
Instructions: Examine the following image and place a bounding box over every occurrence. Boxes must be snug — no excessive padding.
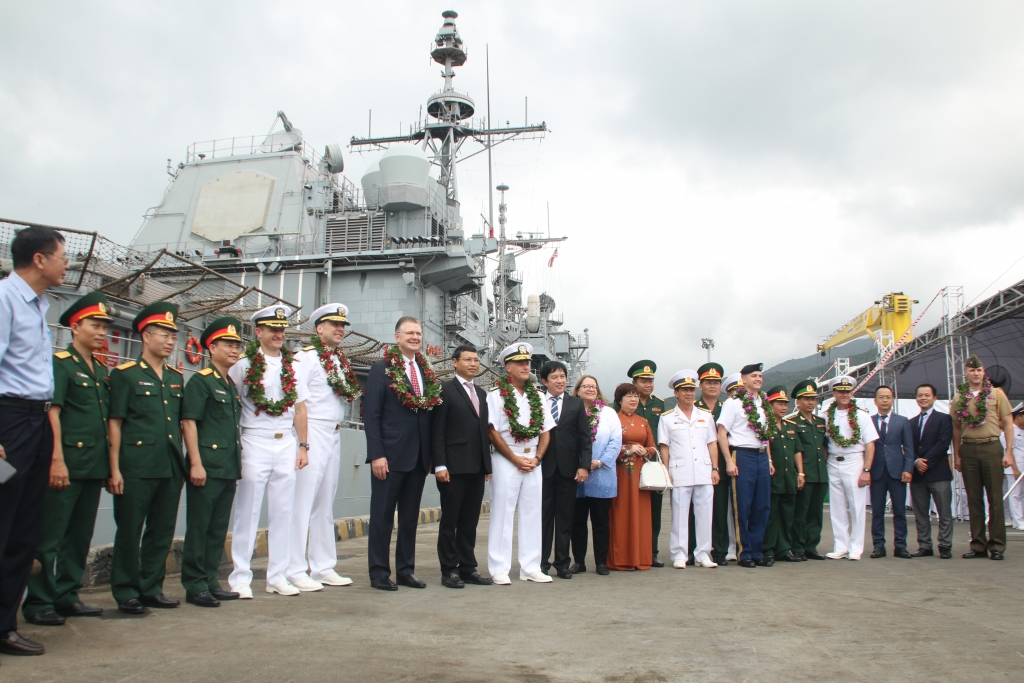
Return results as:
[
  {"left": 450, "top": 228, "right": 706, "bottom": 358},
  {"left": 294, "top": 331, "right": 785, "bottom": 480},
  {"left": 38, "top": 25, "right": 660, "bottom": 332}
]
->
[{"left": 869, "top": 386, "right": 914, "bottom": 559}]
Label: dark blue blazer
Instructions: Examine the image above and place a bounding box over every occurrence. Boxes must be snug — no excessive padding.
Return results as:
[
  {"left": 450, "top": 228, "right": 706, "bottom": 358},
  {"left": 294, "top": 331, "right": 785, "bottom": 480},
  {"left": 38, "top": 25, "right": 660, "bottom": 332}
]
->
[
  {"left": 909, "top": 410, "right": 953, "bottom": 483},
  {"left": 870, "top": 412, "right": 914, "bottom": 480},
  {"left": 363, "top": 359, "right": 431, "bottom": 472}
]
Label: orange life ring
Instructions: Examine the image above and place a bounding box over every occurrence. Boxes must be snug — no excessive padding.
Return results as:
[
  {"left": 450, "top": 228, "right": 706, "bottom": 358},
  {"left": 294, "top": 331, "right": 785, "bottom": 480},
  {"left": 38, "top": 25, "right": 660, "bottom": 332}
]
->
[{"left": 185, "top": 337, "right": 202, "bottom": 365}]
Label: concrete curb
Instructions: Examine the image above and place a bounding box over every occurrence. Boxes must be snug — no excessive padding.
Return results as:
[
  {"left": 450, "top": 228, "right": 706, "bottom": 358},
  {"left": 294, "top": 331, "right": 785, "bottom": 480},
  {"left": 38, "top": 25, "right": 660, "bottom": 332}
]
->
[{"left": 82, "top": 501, "right": 490, "bottom": 588}]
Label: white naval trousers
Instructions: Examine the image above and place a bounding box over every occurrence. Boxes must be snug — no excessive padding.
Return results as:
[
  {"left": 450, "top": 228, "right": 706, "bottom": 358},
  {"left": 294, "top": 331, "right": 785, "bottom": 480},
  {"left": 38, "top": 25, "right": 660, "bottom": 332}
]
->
[
  {"left": 288, "top": 419, "right": 342, "bottom": 582},
  {"left": 670, "top": 484, "right": 714, "bottom": 563},
  {"left": 487, "top": 453, "right": 543, "bottom": 577},
  {"left": 229, "top": 432, "right": 297, "bottom": 588},
  {"left": 1004, "top": 474, "right": 1024, "bottom": 528},
  {"left": 828, "top": 455, "right": 868, "bottom": 557}
]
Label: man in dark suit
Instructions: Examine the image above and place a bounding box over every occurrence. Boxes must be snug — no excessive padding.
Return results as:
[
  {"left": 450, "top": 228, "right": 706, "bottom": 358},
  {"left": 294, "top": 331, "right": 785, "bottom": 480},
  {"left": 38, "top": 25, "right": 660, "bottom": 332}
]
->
[
  {"left": 430, "top": 345, "right": 493, "bottom": 589},
  {"left": 539, "top": 362, "right": 592, "bottom": 579},
  {"left": 364, "top": 317, "right": 434, "bottom": 590},
  {"left": 869, "top": 385, "right": 915, "bottom": 558},
  {"left": 908, "top": 383, "right": 954, "bottom": 558}
]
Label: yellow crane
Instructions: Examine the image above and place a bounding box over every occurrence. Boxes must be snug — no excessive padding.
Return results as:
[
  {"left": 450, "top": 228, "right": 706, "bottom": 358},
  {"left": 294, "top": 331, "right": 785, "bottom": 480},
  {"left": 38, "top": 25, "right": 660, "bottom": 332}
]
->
[{"left": 817, "top": 292, "right": 918, "bottom": 354}]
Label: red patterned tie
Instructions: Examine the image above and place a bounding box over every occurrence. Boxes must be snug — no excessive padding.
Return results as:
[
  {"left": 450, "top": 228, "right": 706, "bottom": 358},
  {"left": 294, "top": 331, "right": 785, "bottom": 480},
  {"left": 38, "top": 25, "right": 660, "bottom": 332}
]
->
[{"left": 409, "top": 360, "right": 421, "bottom": 396}]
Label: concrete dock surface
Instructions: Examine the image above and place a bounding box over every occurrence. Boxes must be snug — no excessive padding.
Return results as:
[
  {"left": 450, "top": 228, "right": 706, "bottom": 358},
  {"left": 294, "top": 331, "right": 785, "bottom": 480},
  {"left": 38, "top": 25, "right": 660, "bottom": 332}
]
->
[{"left": 3, "top": 507, "right": 1022, "bottom": 683}]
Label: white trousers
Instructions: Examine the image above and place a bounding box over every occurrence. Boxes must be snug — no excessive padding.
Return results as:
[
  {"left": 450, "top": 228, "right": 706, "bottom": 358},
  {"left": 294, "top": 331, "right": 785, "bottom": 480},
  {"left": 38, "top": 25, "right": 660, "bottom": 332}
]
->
[
  {"left": 229, "top": 433, "right": 297, "bottom": 587},
  {"left": 670, "top": 484, "right": 714, "bottom": 563},
  {"left": 1004, "top": 474, "right": 1024, "bottom": 527},
  {"left": 828, "top": 456, "right": 868, "bottom": 557},
  {"left": 287, "top": 420, "right": 342, "bottom": 582},
  {"left": 487, "top": 454, "right": 542, "bottom": 577}
]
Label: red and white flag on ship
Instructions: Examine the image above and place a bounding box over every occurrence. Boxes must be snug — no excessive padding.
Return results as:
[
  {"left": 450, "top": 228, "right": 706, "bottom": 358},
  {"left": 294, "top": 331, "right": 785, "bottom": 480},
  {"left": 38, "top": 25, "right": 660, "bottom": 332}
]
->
[{"left": 547, "top": 248, "right": 559, "bottom": 268}]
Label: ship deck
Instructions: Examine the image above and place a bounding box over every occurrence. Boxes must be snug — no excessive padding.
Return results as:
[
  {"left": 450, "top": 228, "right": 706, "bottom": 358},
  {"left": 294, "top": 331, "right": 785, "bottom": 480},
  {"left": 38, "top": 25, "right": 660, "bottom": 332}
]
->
[{"left": 4, "top": 508, "right": 1021, "bottom": 683}]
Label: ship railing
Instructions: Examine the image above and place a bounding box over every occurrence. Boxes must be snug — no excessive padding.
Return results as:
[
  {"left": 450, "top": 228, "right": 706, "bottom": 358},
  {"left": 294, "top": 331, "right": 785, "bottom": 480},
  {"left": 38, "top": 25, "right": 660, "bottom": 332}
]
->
[{"left": 185, "top": 135, "right": 325, "bottom": 170}]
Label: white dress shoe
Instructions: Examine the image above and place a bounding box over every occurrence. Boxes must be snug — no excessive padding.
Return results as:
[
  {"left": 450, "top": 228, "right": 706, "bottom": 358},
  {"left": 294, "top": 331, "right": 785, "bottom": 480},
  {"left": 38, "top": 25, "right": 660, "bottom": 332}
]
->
[
  {"left": 520, "top": 571, "right": 553, "bottom": 583},
  {"left": 492, "top": 574, "right": 512, "bottom": 585},
  {"left": 848, "top": 554, "right": 861, "bottom": 561},
  {"left": 290, "top": 576, "right": 324, "bottom": 592},
  {"left": 697, "top": 558, "right": 719, "bottom": 568},
  {"left": 266, "top": 580, "right": 300, "bottom": 596},
  {"left": 825, "top": 552, "right": 848, "bottom": 560},
  {"left": 231, "top": 584, "right": 253, "bottom": 600},
  {"left": 315, "top": 571, "right": 353, "bottom": 587},
  {"left": 672, "top": 559, "right": 687, "bottom": 568}
]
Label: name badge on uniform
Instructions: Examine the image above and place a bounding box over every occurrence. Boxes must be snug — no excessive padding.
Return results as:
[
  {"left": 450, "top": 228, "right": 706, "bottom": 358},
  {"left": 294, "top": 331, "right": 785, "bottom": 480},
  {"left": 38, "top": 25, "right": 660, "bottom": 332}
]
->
[
  {"left": 170, "top": 384, "right": 181, "bottom": 389},
  {"left": 672, "top": 422, "right": 685, "bottom": 430},
  {"left": 138, "top": 381, "right": 154, "bottom": 386},
  {"left": 214, "top": 389, "right": 226, "bottom": 395},
  {"left": 76, "top": 372, "right": 90, "bottom": 378}
]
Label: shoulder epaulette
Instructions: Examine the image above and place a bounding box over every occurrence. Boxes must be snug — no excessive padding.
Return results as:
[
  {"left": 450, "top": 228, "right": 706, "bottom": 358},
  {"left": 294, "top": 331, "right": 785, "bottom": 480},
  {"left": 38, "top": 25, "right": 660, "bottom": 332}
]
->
[
  {"left": 302, "top": 345, "right": 315, "bottom": 351},
  {"left": 783, "top": 418, "right": 796, "bottom": 425},
  {"left": 54, "top": 350, "right": 71, "bottom": 359},
  {"left": 695, "top": 406, "right": 712, "bottom": 415},
  {"left": 115, "top": 361, "right": 137, "bottom": 371},
  {"left": 238, "top": 353, "right": 247, "bottom": 359},
  {"left": 488, "top": 385, "right": 500, "bottom": 392},
  {"left": 198, "top": 368, "right": 214, "bottom": 376},
  {"left": 166, "top": 365, "right": 183, "bottom": 374}
]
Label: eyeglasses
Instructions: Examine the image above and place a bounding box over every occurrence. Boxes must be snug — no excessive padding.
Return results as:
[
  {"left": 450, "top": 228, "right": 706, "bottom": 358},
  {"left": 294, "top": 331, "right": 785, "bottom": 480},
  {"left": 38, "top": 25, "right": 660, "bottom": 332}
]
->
[{"left": 579, "top": 384, "right": 598, "bottom": 390}]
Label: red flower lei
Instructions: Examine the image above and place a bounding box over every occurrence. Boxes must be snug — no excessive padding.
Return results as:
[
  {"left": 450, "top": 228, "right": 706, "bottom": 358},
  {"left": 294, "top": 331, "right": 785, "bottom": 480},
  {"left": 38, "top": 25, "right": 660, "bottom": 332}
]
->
[
  {"left": 383, "top": 345, "right": 441, "bottom": 412},
  {"left": 586, "top": 399, "right": 605, "bottom": 442},
  {"left": 242, "top": 340, "right": 297, "bottom": 416},
  {"left": 310, "top": 335, "right": 360, "bottom": 401}
]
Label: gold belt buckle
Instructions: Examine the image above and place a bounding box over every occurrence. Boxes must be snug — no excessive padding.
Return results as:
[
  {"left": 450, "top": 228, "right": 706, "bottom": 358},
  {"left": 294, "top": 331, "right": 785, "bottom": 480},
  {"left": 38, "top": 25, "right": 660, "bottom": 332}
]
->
[
  {"left": 274, "top": 432, "right": 283, "bottom": 439},
  {"left": 523, "top": 447, "right": 531, "bottom": 453}
]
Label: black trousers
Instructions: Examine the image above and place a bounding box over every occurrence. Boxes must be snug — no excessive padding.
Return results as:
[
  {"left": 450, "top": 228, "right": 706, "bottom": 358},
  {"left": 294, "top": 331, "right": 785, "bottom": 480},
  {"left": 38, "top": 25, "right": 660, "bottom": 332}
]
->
[
  {"left": 367, "top": 466, "right": 427, "bottom": 580},
  {"left": 572, "top": 496, "right": 611, "bottom": 567},
  {"left": 0, "top": 406, "right": 52, "bottom": 635},
  {"left": 870, "top": 471, "right": 909, "bottom": 549},
  {"left": 541, "top": 473, "right": 578, "bottom": 571},
  {"left": 436, "top": 472, "right": 485, "bottom": 574}
]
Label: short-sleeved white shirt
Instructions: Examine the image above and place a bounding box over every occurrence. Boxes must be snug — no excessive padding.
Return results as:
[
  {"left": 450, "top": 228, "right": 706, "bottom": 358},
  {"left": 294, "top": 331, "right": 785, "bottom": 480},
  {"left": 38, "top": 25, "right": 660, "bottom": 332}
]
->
[
  {"left": 718, "top": 394, "right": 769, "bottom": 448},
  {"left": 486, "top": 383, "right": 556, "bottom": 455},
  {"left": 826, "top": 408, "right": 879, "bottom": 458},
  {"left": 229, "top": 350, "right": 310, "bottom": 431},
  {"left": 295, "top": 348, "right": 349, "bottom": 424},
  {"left": 658, "top": 405, "right": 717, "bottom": 486}
]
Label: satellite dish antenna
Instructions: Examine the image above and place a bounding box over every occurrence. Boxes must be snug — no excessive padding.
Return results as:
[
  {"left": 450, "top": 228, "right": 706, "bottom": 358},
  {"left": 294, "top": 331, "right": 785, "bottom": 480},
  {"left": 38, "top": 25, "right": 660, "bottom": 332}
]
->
[{"left": 324, "top": 143, "right": 344, "bottom": 174}]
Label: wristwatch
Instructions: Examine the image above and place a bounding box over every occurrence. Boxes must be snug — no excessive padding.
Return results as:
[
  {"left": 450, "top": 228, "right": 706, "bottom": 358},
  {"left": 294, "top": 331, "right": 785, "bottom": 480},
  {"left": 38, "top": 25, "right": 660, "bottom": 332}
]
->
[
  {"left": 712, "top": 467, "right": 720, "bottom": 472},
  {"left": 299, "top": 442, "right": 310, "bottom": 449},
  {"left": 862, "top": 467, "right": 870, "bottom": 473}
]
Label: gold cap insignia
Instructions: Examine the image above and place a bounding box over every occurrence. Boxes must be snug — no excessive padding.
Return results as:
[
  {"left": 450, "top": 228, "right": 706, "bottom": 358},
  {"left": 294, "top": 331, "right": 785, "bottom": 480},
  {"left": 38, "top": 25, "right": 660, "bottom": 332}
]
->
[
  {"left": 518, "top": 345, "right": 528, "bottom": 355},
  {"left": 165, "top": 311, "right": 174, "bottom": 321},
  {"left": 227, "top": 324, "right": 237, "bottom": 336},
  {"left": 644, "top": 366, "right": 651, "bottom": 373},
  {"left": 275, "top": 308, "right": 286, "bottom": 319},
  {"left": 98, "top": 302, "right": 107, "bottom": 314}
]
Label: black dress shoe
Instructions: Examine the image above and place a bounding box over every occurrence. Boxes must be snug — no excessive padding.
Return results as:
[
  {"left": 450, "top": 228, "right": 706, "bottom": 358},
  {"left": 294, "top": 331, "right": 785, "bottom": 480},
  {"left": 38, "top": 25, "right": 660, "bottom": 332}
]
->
[
  {"left": 939, "top": 547, "right": 952, "bottom": 559},
  {"left": 370, "top": 577, "right": 398, "bottom": 591},
  {"left": 870, "top": 546, "right": 886, "bottom": 559},
  {"left": 540, "top": 564, "right": 551, "bottom": 574},
  {"left": 759, "top": 556, "right": 775, "bottom": 567},
  {"left": 596, "top": 564, "right": 610, "bottom": 575},
  {"left": 397, "top": 573, "right": 426, "bottom": 588},
  {"left": 739, "top": 558, "right": 757, "bottom": 568},
  {"left": 962, "top": 549, "right": 989, "bottom": 559},
  {"left": 782, "top": 553, "right": 802, "bottom": 562},
  {"left": 569, "top": 562, "right": 587, "bottom": 574},
  {"left": 911, "top": 548, "right": 934, "bottom": 557},
  {"left": 56, "top": 601, "right": 103, "bottom": 617},
  {"left": 990, "top": 550, "right": 1005, "bottom": 560},
  {"left": 556, "top": 568, "right": 573, "bottom": 579},
  {"left": 459, "top": 571, "right": 494, "bottom": 585},
  {"left": 651, "top": 559, "right": 665, "bottom": 568},
  {"left": 27, "top": 608, "right": 65, "bottom": 626},
  {"left": 792, "top": 552, "right": 807, "bottom": 561},
  {"left": 186, "top": 591, "right": 221, "bottom": 607},
  {"left": 0, "top": 631, "right": 45, "bottom": 656},
  {"left": 686, "top": 558, "right": 696, "bottom": 566},
  {"left": 441, "top": 573, "right": 465, "bottom": 589},
  {"left": 893, "top": 548, "right": 913, "bottom": 559},
  {"left": 118, "top": 599, "right": 146, "bottom": 615},
  {"left": 209, "top": 588, "right": 240, "bottom": 601},
  {"left": 140, "top": 594, "right": 180, "bottom": 608},
  {"left": 712, "top": 555, "right": 728, "bottom": 565},
  {"left": 804, "top": 551, "right": 827, "bottom": 560}
]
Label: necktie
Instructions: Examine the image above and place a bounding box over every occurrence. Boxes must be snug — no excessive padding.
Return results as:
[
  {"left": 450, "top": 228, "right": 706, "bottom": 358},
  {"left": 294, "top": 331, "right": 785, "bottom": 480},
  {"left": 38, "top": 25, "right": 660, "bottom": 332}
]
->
[
  {"left": 408, "top": 360, "right": 421, "bottom": 396},
  {"left": 551, "top": 396, "right": 560, "bottom": 424},
  {"left": 920, "top": 413, "right": 927, "bottom": 438},
  {"left": 879, "top": 416, "right": 887, "bottom": 441},
  {"left": 464, "top": 381, "right": 480, "bottom": 416}
]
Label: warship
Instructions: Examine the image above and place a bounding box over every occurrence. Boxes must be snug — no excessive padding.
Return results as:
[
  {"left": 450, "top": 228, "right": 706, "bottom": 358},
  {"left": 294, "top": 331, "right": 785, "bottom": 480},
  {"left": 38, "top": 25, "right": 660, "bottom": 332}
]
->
[{"left": 0, "top": 10, "right": 589, "bottom": 544}]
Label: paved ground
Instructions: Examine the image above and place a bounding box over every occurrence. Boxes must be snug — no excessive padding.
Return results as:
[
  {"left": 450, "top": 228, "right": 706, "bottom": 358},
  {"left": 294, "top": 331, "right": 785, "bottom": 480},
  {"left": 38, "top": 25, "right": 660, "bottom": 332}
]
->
[{"left": 3, "top": 507, "right": 1023, "bottom": 682}]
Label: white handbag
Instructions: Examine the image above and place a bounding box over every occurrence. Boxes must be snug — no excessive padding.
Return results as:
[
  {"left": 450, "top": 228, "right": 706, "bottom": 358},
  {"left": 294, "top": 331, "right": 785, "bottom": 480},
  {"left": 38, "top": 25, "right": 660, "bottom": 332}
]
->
[{"left": 639, "top": 453, "right": 670, "bottom": 492}]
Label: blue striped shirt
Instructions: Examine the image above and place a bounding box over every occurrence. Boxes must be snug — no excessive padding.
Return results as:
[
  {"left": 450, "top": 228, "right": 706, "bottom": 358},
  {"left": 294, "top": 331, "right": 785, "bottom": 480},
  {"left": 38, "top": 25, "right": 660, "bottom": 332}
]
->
[{"left": 0, "top": 271, "right": 54, "bottom": 400}]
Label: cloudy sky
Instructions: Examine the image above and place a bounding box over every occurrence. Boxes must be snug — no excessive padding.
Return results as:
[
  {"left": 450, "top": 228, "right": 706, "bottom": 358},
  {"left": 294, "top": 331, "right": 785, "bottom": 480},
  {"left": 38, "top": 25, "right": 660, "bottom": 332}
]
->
[{"left": 4, "top": 1, "right": 1024, "bottom": 392}]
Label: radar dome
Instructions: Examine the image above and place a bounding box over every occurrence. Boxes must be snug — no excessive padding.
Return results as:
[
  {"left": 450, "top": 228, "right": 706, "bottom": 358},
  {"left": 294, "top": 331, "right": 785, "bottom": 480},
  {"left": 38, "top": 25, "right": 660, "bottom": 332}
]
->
[
  {"left": 361, "top": 159, "right": 381, "bottom": 209},
  {"left": 379, "top": 144, "right": 430, "bottom": 188}
]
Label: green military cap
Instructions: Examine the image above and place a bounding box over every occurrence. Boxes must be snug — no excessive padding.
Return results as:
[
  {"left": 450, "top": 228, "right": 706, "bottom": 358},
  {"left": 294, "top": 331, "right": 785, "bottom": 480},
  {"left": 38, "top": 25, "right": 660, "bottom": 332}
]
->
[
  {"left": 697, "top": 362, "right": 724, "bottom": 382},
  {"left": 200, "top": 316, "right": 242, "bottom": 349},
  {"left": 964, "top": 354, "right": 984, "bottom": 369},
  {"left": 628, "top": 360, "right": 657, "bottom": 379},
  {"left": 792, "top": 379, "right": 818, "bottom": 398},
  {"left": 59, "top": 290, "right": 114, "bottom": 327},
  {"left": 765, "top": 385, "right": 789, "bottom": 403},
  {"left": 133, "top": 301, "right": 179, "bottom": 333}
]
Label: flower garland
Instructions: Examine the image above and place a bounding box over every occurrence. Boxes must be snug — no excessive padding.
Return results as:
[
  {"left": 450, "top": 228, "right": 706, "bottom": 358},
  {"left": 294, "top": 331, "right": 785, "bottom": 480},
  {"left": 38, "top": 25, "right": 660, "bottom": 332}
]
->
[
  {"left": 952, "top": 377, "right": 992, "bottom": 428},
  {"left": 585, "top": 399, "right": 605, "bottom": 442},
  {"left": 826, "top": 399, "right": 862, "bottom": 448},
  {"left": 383, "top": 345, "right": 441, "bottom": 412},
  {"left": 735, "top": 387, "right": 778, "bottom": 442},
  {"left": 242, "top": 340, "right": 297, "bottom": 416},
  {"left": 310, "top": 335, "right": 360, "bottom": 402},
  {"left": 497, "top": 375, "right": 544, "bottom": 442}
]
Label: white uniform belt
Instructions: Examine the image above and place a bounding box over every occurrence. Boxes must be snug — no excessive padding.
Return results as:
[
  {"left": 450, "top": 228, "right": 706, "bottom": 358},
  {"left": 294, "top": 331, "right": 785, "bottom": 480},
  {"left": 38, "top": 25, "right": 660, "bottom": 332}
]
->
[
  {"left": 503, "top": 443, "right": 537, "bottom": 455},
  {"left": 241, "top": 427, "right": 294, "bottom": 439},
  {"left": 308, "top": 417, "right": 342, "bottom": 430},
  {"left": 830, "top": 450, "right": 864, "bottom": 462}
]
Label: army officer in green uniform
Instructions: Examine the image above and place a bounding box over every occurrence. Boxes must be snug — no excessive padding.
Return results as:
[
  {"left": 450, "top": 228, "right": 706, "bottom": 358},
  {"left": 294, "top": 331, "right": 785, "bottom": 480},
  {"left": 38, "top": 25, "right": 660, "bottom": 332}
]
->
[
  {"left": 629, "top": 360, "right": 666, "bottom": 567},
  {"left": 763, "top": 385, "right": 804, "bottom": 565},
  {"left": 792, "top": 380, "right": 828, "bottom": 560},
  {"left": 23, "top": 292, "right": 113, "bottom": 626},
  {"left": 107, "top": 302, "right": 185, "bottom": 614},
  {"left": 180, "top": 317, "right": 243, "bottom": 607}
]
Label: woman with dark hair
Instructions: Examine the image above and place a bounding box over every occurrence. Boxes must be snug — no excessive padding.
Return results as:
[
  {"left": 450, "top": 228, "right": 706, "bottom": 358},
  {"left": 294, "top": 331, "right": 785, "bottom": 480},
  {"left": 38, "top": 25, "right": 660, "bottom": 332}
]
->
[
  {"left": 607, "top": 383, "right": 657, "bottom": 571},
  {"left": 569, "top": 376, "right": 621, "bottom": 575}
]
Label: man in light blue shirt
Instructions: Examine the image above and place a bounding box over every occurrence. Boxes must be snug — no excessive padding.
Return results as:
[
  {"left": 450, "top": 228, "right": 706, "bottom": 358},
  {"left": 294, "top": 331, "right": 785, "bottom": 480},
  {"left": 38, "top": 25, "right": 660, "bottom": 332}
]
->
[{"left": 0, "top": 225, "right": 67, "bottom": 657}]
